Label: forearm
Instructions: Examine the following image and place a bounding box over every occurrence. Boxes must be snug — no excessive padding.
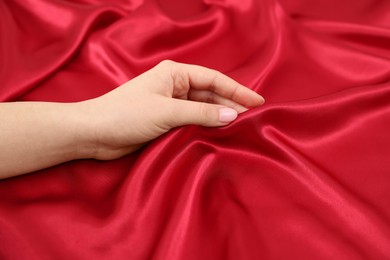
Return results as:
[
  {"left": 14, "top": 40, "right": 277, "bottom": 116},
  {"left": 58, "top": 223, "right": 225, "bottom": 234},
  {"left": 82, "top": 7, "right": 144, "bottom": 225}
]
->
[{"left": 0, "top": 102, "right": 95, "bottom": 179}]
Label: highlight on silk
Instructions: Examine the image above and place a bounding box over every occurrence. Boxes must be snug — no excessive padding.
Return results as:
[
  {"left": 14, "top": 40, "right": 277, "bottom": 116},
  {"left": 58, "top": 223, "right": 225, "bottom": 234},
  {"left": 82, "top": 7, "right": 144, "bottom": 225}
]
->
[{"left": 0, "top": 0, "right": 390, "bottom": 259}]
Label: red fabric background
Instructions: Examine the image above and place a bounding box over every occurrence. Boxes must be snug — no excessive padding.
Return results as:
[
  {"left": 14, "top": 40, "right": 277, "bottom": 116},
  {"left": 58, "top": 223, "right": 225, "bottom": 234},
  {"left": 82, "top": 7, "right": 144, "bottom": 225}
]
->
[{"left": 1, "top": 0, "right": 390, "bottom": 259}]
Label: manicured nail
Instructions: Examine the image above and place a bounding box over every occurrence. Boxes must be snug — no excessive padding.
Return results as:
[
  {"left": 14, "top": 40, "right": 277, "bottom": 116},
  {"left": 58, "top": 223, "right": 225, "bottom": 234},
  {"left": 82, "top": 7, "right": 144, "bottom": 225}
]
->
[
  {"left": 260, "top": 96, "right": 265, "bottom": 104},
  {"left": 219, "top": 108, "right": 238, "bottom": 123},
  {"left": 236, "top": 104, "right": 248, "bottom": 113}
]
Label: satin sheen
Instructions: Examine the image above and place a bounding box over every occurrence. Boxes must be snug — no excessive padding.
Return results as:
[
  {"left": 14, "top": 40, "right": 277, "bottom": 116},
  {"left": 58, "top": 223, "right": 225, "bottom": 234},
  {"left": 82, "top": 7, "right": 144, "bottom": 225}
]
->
[{"left": 1, "top": 0, "right": 390, "bottom": 259}]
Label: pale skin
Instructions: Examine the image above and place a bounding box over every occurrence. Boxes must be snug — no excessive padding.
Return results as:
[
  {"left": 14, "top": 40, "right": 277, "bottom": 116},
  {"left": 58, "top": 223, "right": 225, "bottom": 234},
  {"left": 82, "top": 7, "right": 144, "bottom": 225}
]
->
[{"left": 0, "top": 60, "right": 264, "bottom": 179}]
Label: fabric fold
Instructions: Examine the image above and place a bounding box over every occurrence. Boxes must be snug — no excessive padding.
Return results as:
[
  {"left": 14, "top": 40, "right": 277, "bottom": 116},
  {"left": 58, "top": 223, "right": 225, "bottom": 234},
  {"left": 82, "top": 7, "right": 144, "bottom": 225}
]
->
[{"left": 1, "top": 0, "right": 390, "bottom": 259}]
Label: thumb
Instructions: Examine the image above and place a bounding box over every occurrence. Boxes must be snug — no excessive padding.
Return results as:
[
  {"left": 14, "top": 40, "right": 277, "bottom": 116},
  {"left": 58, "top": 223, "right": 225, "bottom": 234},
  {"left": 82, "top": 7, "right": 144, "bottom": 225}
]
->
[{"left": 167, "top": 99, "right": 238, "bottom": 127}]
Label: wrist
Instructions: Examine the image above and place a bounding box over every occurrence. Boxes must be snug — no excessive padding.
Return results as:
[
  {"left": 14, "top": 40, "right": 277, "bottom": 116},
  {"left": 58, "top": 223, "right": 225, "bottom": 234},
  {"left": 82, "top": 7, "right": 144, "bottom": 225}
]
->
[{"left": 66, "top": 101, "right": 99, "bottom": 160}]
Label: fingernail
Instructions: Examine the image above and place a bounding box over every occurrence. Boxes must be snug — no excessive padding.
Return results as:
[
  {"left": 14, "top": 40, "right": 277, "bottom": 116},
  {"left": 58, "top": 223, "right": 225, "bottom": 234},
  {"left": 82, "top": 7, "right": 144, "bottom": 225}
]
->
[
  {"left": 260, "top": 96, "right": 265, "bottom": 104},
  {"left": 236, "top": 104, "right": 248, "bottom": 113},
  {"left": 219, "top": 108, "right": 238, "bottom": 123}
]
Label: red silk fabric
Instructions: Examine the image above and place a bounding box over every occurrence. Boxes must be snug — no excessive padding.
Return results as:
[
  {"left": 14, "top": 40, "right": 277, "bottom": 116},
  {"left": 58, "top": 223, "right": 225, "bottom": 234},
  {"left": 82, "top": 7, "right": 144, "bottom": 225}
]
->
[{"left": 1, "top": 0, "right": 390, "bottom": 259}]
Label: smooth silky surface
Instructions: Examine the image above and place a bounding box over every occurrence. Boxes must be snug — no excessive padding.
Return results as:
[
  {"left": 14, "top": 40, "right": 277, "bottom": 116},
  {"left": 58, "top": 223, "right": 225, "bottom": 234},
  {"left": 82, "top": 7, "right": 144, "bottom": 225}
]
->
[{"left": 1, "top": 0, "right": 390, "bottom": 259}]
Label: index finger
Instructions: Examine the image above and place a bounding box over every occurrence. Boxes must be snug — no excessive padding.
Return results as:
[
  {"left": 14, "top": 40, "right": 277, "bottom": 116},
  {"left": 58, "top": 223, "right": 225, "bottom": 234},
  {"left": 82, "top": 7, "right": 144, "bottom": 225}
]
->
[{"left": 171, "top": 62, "right": 265, "bottom": 108}]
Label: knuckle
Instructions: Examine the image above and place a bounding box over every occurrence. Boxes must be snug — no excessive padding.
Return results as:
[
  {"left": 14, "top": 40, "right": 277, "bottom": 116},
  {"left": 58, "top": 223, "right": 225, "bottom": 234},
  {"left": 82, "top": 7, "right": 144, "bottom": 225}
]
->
[
  {"left": 208, "top": 74, "right": 219, "bottom": 93},
  {"left": 198, "top": 103, "right": 212, "bottom": 120},
  {"left": 158, "top": 59, "right": 175, "bottom": 68},
  {"left": 173, "top": 69, "right": 189, "bottom": 90},
  {"left": 205, "top": 92, "right": 215, "bottom": 104}
]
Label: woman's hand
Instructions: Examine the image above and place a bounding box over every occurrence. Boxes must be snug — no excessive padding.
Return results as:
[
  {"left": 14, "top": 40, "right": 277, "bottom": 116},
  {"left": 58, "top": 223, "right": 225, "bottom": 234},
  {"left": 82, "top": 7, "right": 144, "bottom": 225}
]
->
[{"left": 81, "top": 60, "right": 265, "bottom": 160}]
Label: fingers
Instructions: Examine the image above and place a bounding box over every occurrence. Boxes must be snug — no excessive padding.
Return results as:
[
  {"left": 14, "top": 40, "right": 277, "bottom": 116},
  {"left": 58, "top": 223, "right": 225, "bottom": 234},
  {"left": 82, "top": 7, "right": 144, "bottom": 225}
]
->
[
  {"left": 161, "top": 60, "right": 265, "bottom": 108},
  {"left": 167, "top": 99, "right": 238, "bottom": 128},
  {"left": 188, "top": 89, "right": 248, "bottom": 113}
]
